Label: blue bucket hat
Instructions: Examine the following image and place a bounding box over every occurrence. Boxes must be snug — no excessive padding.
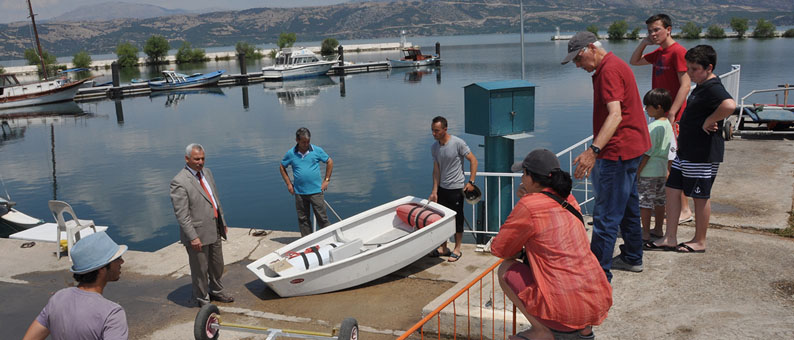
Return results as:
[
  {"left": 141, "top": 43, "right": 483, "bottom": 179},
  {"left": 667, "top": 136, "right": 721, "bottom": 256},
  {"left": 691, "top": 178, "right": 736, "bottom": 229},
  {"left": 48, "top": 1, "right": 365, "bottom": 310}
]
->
[{"left": 70, "top": 231, "right": 127, "bottom": 274}]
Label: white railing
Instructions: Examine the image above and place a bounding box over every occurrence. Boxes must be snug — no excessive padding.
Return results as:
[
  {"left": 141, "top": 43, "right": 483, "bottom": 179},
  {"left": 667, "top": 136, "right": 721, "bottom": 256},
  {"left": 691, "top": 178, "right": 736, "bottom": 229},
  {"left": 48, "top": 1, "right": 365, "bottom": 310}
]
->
[
  {"left": 463, "top": 137, "right": 594, "bottom": 237},
  {"left": 722, "top": 65, "right": 741, "bottom": 100}
]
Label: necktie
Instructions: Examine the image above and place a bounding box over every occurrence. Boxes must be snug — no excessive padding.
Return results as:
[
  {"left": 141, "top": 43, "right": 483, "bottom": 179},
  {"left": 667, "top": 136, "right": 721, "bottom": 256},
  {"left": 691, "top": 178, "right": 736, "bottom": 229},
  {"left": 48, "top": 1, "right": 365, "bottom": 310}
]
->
[{"left": 196, "top": 172, "right": 218, "bottom": 218}]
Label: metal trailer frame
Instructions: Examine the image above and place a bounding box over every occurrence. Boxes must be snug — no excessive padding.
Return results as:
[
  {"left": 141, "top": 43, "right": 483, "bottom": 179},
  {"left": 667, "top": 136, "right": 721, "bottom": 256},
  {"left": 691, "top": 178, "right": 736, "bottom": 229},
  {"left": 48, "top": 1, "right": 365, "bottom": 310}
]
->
[
  {"left": 730, "top": 87, "right": 794, "bottom": 138},
  {"left": 194, "top": 304, "right": 358, "bottom": 340}
]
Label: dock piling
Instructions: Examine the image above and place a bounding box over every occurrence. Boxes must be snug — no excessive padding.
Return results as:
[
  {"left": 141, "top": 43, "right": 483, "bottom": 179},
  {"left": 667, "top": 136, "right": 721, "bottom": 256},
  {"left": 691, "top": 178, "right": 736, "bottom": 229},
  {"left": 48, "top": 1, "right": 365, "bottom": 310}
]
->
[
  {"left": 110, "top": 62, "right": 121, "bottom": 99},
  {"left": 237, "top": 52, "right": 248, "bottom": 85},
  {"left": 337, "top": 45, "right": 345, "bottom": 76},
  {"left": 435, "top": 42, "right": 441, "bottom": 66}
]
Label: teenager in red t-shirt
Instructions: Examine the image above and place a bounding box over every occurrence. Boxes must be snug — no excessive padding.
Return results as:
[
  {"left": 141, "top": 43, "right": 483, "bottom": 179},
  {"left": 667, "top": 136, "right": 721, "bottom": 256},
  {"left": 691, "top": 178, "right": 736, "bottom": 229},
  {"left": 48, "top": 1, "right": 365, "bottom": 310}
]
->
[{"left": 630, "top": 13, "right": 695, "bottom": 229}]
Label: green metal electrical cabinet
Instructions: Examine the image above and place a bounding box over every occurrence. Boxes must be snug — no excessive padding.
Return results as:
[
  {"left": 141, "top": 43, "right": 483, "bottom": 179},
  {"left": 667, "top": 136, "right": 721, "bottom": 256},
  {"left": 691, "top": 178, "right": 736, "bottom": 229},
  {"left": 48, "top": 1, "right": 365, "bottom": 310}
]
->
[{"left": 464, "top": 80, "right": 536, "bottom": 137}]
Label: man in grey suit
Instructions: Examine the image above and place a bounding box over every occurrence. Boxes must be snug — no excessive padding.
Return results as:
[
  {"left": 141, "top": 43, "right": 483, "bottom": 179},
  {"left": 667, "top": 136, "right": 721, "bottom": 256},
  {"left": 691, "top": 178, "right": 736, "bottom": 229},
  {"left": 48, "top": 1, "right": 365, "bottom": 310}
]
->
[{"left": 170, "top": 143, "right": 234, "bottom": 306}]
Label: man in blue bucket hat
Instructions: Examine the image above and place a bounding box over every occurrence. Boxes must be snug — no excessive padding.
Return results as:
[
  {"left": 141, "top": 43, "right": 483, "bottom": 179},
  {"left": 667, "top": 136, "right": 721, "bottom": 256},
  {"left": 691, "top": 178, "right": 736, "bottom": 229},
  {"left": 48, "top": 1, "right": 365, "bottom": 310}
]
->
[{"left": 23, "top": 231, "right": 129, "bottom": 340}]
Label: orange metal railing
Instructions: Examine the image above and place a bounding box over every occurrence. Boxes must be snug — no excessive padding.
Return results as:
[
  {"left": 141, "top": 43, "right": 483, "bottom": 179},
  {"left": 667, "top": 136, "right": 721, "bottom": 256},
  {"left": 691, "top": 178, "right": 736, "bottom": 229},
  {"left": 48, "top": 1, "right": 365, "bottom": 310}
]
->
[{"left": 397, "top": 258, "right": 523, "bottom": 340}]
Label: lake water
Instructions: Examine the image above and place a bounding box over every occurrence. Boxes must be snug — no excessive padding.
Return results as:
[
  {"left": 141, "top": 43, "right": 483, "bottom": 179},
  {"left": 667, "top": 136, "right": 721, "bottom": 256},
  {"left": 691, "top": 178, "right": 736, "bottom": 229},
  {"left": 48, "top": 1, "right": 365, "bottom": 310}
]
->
[{"left": 1, "top": 32, "right": 793, "bottom": 250}]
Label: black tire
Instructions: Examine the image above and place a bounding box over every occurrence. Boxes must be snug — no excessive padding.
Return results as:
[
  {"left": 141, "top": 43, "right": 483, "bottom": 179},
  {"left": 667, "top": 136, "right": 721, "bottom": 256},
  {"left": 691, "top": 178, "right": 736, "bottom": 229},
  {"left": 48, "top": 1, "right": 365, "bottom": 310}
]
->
[
  {"left": 337, "top": 317, "right": 359, "bottom": 340},
  {"left": 724, "top": 119, "right": 733, "bottom": 141},
  {"left": 194, "top": 304, "right": 221, "bottom": 340}
]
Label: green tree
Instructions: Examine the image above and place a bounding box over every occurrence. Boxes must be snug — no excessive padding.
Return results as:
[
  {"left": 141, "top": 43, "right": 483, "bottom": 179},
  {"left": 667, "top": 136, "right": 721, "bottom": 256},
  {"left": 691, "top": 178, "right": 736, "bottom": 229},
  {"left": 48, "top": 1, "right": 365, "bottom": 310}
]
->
[
  {"left": 144, "top": 35, "right": 170, "bottom": 64},
  {"left": 175, "top": 42, "right": 207, "bottom": 63},
  {"left": 24, "top": 48, "right": 59, "bottom": 75},
  {"left": 705, "top": 25, "right": 726, "bottom": 39},
  {"left": 681, "top": 22, "right": 702, "bottom": 39},
  {"left": 607, "top": 20, "right": 627, "bottom": 40},
  {"left": 586, "top": 24, "right": 599, "bottom": 38},
  {"left": 752, "top": 19, "right": 776, "bottom": 38},
  {"left": 627, "top": 27, "right": 641, "bottom": 40},
  {"left": 730, "top": 17, "right": 749, "bottom": 38},
  {"left": 783, "top": 28, "right": 794, "bottom": 38},
  {"left": 116, "top": 42, "right": 139, "bottom": 68},
  {"left": 320, "top": 38, "right": 339, "bottom": 56},
  {"left": 235, "top": 42, "right": 264, "bottom": 59},
  {"left": 72, "top": 51, "right": 92, "bottom": 68},
  {"left": 277, "top": 32, "right": 297, "bottom": 49}
]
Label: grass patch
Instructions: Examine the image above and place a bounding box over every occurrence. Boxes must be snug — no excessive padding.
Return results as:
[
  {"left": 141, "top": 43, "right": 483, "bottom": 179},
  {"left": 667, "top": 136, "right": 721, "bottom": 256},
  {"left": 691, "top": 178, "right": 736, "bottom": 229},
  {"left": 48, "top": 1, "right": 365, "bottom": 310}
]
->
[{"left": 771, "top": 210, "right": 794, "bottom": 238}]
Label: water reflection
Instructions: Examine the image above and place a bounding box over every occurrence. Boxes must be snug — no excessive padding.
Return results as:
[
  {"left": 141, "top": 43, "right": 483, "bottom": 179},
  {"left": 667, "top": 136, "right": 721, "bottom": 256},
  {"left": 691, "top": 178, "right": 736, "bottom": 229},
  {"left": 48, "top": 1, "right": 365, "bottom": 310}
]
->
[
  {"left": 149, "top": 87, "right": 225, "bottom": 108},
  {"left": 388, "top": 66, "right": 440, "bottom": 84},
  {"left": 264, "top": 76, "right": 338, "bottom": 108}
]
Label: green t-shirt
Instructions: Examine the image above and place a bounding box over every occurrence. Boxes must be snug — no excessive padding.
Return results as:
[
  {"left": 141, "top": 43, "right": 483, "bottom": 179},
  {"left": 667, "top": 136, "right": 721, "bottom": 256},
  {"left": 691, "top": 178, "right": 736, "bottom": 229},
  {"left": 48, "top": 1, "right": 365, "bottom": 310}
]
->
[{"left": 640, "top": 119, "right": 673, "bottom": 178}]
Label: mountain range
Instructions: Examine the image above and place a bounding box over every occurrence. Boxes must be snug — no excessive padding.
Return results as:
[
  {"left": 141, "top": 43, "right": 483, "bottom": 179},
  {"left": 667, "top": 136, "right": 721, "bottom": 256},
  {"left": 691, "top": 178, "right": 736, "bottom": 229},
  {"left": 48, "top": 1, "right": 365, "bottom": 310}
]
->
[{"left": 0, "top": 0, "right": 791, "bottom": 60}]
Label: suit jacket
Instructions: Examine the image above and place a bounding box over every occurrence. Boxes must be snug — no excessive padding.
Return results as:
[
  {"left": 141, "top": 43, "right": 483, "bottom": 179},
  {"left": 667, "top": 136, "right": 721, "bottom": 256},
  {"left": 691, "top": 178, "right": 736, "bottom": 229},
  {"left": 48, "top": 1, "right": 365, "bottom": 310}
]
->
[{"left": 170, "top": 167, "right": 227, "bottom": 245}]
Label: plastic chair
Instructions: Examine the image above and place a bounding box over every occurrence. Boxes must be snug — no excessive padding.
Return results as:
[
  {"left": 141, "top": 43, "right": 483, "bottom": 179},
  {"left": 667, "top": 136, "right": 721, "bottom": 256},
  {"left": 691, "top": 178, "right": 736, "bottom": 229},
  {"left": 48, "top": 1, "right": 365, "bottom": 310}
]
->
[{"left": 48, "top": 200, "right": 96, "bottom": 261}]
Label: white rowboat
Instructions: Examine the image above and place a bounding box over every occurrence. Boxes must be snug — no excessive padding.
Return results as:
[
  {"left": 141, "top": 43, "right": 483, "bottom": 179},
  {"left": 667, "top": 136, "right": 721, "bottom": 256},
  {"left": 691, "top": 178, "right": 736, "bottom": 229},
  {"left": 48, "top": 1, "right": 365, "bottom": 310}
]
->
[{"left": 247, "top": 196, "right": 456, "bottom": 297}]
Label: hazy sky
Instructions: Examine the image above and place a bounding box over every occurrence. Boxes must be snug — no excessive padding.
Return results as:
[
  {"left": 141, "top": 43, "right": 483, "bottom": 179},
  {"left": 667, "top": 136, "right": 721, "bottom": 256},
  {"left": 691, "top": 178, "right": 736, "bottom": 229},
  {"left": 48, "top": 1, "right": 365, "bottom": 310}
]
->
[{"left": 0, "top": 0, "right": 348, "bottom": 24}]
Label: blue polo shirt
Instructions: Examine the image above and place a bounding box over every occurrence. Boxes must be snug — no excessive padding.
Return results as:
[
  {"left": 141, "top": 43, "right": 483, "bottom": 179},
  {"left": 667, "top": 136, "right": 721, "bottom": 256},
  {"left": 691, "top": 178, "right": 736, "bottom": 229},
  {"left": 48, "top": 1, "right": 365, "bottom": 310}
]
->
[{"left": 281, "top": 144, "right": 329, "bottom": 195}]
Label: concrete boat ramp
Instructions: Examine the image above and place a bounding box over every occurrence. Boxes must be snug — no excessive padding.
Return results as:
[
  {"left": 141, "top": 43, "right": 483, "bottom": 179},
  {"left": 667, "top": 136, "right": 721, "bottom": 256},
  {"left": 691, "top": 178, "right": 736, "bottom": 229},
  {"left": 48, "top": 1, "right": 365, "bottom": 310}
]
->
[{"left": 2, "top": 137, "right": 794, "bottom": 339}]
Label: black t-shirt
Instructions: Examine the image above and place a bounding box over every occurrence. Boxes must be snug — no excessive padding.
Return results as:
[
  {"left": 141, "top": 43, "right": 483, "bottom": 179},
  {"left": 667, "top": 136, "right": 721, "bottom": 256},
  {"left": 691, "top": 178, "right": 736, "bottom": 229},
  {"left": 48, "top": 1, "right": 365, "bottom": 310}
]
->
[{"left": 677, "top": 76, "right": 732, "bottom": 163}]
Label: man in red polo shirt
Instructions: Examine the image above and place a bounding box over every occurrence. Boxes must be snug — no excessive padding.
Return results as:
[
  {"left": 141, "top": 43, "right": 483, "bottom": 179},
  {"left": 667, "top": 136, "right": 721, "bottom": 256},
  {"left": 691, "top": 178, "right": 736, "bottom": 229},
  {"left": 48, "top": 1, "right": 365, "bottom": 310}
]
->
[{"left": 562, "top": 31, "right": 651, "bottom": 282}]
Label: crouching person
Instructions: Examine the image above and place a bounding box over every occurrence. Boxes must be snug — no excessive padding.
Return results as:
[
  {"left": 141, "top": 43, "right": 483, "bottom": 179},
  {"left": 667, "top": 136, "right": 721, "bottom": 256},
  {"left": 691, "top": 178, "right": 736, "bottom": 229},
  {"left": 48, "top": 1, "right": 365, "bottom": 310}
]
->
[
  {"left": 491, "top": 149, "right": 612, "bottom": 340},
  {"left": 23, "top": 232, "right": 128, "bottom": 340}
]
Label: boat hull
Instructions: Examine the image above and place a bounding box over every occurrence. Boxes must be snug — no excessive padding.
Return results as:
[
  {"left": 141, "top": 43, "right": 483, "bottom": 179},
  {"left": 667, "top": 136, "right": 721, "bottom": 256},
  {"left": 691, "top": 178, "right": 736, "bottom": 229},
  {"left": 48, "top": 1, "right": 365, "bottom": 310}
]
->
[
  {"left": 388, "top": 57, "right": 439, "bottom": 68},
  {"left": 148, "top": 71, "right": 224, "bottom": 91},
  {"left": 0, "top": 79, "right": 88, "bottom": 110},
  {"left": 262, "top": 61, "right": 336, "bottom": 80},
  {"left": 247, "top": 196, "right": 456, "bottom": 297}
]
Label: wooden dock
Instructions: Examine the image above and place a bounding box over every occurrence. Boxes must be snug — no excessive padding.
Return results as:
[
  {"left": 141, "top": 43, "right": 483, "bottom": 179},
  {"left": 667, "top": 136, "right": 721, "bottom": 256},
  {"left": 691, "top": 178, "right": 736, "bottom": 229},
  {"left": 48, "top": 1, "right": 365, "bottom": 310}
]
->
[{"left": 73, "top": 61, "right": 391, "bottom": 101}]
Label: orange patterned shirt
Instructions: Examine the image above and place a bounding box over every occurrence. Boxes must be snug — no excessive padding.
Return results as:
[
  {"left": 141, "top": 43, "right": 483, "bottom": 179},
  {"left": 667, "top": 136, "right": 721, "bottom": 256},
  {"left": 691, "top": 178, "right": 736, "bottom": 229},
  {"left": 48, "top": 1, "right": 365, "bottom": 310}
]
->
[{"left": 491, "top": 189, "right": 612, "bottom": 329}]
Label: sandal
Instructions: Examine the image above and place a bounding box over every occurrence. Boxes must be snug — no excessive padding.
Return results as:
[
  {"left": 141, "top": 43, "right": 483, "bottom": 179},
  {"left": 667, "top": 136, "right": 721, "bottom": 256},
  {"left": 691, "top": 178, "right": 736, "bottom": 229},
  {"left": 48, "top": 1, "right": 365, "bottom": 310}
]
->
[
  {"left": 447, "top": 251, "right": 462, "bottom": 262},
  {"left": 429, "top": 249, "right": 452, "bottom": 257}
]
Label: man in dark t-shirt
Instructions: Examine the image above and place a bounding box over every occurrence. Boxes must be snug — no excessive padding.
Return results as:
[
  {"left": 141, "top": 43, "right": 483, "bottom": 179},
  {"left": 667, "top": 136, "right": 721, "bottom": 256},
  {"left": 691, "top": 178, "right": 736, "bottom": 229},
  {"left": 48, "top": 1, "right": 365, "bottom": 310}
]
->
[{"left": 649, "top": 45, "right": 736, "bottom": 254}]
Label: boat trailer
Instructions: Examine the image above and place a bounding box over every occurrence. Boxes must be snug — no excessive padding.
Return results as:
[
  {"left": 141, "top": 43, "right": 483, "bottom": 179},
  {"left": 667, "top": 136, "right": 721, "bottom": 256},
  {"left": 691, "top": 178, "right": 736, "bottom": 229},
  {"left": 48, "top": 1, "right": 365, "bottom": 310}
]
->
[{"left": 194, "top": 304, "right": 358, "bottom": 340}]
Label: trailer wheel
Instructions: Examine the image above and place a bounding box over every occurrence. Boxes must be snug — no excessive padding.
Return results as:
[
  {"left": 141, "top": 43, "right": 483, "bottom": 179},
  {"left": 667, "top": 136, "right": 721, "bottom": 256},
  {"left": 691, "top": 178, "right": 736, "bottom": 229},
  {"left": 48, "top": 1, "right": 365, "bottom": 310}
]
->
[
  {"left": 194, "top": 304, "right": 220, "bottom": 340},
  {"left": 723, "top": 119, "right": 733, "bottom": 141},
  {"left": 337, "top": 318, "right": 359, "bottom": 340}
]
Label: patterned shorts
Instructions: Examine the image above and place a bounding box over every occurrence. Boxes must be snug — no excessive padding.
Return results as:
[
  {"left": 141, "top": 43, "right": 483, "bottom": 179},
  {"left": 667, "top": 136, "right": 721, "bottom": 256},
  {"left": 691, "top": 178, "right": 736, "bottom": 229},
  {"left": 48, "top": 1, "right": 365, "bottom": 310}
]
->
[{"left": 638, "top": 176, "right": 666, "bottom": 209}]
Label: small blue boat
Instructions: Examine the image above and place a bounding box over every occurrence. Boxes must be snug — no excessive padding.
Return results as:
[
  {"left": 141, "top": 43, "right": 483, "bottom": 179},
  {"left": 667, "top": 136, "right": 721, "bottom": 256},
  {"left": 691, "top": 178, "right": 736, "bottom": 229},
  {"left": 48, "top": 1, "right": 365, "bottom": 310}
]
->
[{"left": 148, "top": 70, "right": 224, "bottom": 91}]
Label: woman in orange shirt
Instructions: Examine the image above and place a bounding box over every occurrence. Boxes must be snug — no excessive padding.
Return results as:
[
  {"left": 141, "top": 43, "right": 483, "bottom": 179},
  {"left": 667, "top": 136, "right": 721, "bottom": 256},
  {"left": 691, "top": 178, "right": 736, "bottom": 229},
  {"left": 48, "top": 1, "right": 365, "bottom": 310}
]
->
[{"left": 491, "top": 149, "right": 612, "bottom": 340}]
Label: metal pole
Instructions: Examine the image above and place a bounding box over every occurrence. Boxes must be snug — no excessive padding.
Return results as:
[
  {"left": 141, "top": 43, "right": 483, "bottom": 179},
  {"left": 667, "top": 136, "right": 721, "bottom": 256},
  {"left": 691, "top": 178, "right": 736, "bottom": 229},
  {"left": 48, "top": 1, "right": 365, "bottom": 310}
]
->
[
  {"left": 27, "top": 0, "right": 48, "bottom": 80},
  {"left": 520, "top": 0, "right": 525, "bottom": 80}
]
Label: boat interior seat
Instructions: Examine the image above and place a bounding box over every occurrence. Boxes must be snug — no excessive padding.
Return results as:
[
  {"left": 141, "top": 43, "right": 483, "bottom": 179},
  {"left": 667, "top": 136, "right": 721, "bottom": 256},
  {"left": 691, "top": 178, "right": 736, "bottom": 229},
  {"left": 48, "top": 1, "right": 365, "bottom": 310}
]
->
[
  {"left": 334, "top": 229, "right": 353, "bottom": 243},
  {"left": 48, "top": 200, "right": 97, "bottom": 262},
  {"left": 329, "top": 238, "right": 363, "bottom": 263}
]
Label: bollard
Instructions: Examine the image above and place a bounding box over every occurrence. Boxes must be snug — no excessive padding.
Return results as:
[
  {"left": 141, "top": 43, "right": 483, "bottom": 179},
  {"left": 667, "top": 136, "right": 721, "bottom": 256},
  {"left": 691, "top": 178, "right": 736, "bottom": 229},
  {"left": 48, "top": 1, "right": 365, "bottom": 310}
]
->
[{"left": 337, "top": 45, "right": 345, "bottom": 76}]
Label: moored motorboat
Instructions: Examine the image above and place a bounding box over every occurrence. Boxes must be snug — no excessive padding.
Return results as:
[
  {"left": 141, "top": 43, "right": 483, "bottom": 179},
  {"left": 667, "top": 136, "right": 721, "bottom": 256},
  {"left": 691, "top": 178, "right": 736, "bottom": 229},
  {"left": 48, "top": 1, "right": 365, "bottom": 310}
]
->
[
  {"left": 0, "top": 197, "right": 44, "bottom": 231},
  {"left": 148, "top": 70, "right": 224, "bottom": 91},
  {"left": 387, "top": 47, "right": 439, "bottom": 68},
  {"left": 246, "top": 196, "right": 456, "bottom": 297},
  {"left": 262, "top": 48, "right": 338, "bottom": 80}
]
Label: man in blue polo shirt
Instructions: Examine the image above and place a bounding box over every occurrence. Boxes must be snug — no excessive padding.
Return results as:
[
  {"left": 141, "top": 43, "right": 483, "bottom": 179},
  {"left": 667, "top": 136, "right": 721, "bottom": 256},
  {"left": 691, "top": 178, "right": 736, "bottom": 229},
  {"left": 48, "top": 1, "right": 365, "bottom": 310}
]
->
[{"left": 279, "top": 127, "right": 334, "bottom": 236}]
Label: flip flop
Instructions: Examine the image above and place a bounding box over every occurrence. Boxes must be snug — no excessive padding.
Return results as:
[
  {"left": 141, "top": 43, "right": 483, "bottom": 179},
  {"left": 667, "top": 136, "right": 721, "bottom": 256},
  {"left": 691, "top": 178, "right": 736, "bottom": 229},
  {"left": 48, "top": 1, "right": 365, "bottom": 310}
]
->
[
  {"left": 447, "top": 251, "right": 462, "bottom": 262},
  {"left": 676, "top": 242, "right": 705, "bottom": 253},
  {"left": 679, "top": 216, "right": 694, "bottom": 223},
  {"left": 428, "top": 249, "right": 452, "bottom": 257},
  {"left": 643, "top": 240, "right": 675, "bottom": 251}
]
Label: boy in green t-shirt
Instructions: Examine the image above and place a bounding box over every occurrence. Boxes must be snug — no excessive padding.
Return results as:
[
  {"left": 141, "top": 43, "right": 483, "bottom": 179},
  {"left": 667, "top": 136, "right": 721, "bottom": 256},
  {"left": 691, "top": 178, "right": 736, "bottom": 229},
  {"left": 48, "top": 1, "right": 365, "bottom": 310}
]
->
[{"left": 638, "top": 88, "right": 674, "bottom": 246}]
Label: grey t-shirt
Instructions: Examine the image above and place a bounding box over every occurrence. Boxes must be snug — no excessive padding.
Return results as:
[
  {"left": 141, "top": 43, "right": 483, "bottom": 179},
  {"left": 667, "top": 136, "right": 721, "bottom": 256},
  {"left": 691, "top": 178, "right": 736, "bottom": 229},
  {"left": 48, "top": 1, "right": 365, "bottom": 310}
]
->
[
  {"left": 431, "top": 135, "right": 471, "bottom": 190},
  {"left": 36, "top": 287, "right": 128, "bottom": 340}
]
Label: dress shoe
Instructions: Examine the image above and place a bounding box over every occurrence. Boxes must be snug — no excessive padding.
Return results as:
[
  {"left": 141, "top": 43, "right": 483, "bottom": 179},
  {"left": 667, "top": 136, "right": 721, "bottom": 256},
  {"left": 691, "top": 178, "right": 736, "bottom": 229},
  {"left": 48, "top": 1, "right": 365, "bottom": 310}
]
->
[{"left": 210, "top": 292, "right": 234, "bottom": 303}]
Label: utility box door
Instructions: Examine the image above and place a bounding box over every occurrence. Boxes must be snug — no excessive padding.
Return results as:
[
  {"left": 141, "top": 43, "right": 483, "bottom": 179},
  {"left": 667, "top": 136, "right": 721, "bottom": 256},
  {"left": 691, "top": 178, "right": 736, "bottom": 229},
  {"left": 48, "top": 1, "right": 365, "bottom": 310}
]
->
[{"left": 465, "top": 80, "right": 535, "bottom": 137}]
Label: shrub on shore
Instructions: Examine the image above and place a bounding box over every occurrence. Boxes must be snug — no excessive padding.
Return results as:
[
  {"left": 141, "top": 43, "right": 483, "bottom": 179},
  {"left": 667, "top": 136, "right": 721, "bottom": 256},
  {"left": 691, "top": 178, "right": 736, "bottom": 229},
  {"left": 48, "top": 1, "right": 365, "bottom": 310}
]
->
[
  {"left": 175, "top": 42, "right": 207, "bottom": 63},
  {"left": 681, "top": 22, "right": 702, "bottom": 39},
  {"left": 752, "top": 19, "right": 776, "bottom": 38},
  {"left": 144, "top": 35, "right": 170, "bottom": 64},
  {"left": 116, "top": 42, "right": 139, "bottom": 68},
  {"left": 783, "top": 29, "right": 794, "bottom": 38},
  {"left": 607, "top": 20, "right": 627, "bottom": 40},
  {"left": 705, "top": 25, "right": 726, "bottom": 39},
  {"left": 730, "top": 17, "right": 749, "bottom": 38},
  {"left": 72, "top": 51, "right": 92, "bottom": 69}
]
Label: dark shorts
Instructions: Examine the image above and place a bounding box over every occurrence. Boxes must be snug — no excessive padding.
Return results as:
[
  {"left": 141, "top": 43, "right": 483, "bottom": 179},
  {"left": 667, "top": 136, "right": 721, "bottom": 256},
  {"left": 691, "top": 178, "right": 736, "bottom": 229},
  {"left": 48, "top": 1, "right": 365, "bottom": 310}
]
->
[
  {"left": 666, "top": 158, "right": 719, "bottom": 199},
  {"left": 503, "top": 262, "right": 577, "bottom": 332},
  {"left": 437, "top": 186, "right": 464, "bottom": 233}
]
